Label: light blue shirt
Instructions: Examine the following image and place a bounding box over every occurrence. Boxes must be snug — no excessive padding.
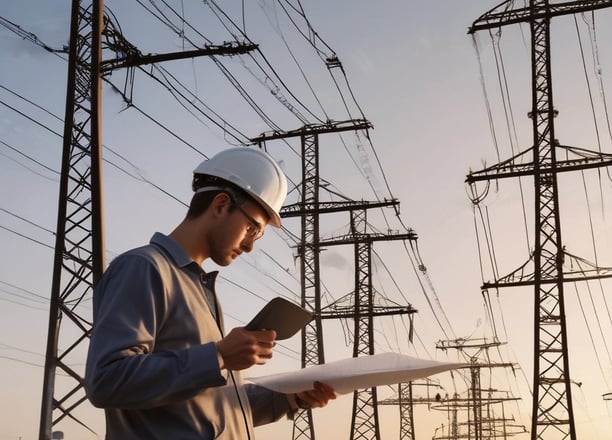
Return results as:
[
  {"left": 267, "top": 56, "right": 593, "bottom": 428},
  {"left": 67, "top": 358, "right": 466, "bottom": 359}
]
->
[{"left": 85, "top": 232, "right": 291, "bottom": 439}]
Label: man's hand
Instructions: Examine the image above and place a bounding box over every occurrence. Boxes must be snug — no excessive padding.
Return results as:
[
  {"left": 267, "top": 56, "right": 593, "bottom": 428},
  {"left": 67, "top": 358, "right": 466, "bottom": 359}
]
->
[
  {"left": 295, "top": 381, "right": 337, "bottom": 409},
  {"left": 216, "top": 327, "right": 277, "bottom": 370}
]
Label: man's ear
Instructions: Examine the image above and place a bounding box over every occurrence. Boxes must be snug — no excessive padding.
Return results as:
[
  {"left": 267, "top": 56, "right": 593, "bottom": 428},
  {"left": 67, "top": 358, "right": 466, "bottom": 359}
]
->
[{"left": 210, "top": 192, "right": 232, "bottom": 217}]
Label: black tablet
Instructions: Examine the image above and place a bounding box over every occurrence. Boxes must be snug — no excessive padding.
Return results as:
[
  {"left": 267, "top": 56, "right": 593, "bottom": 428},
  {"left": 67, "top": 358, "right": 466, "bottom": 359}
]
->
[{"left": 245, "top": 297, "right": 313, "bottom": 340}]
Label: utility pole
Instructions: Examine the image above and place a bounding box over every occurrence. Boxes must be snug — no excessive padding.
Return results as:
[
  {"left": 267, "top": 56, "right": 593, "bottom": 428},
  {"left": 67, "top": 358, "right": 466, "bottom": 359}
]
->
[
  {"left": 467, "top": 1, "right": 612, "bottom": 439},
  {"left": 38, "top": 2, "right": 256, "bottom": 438}
]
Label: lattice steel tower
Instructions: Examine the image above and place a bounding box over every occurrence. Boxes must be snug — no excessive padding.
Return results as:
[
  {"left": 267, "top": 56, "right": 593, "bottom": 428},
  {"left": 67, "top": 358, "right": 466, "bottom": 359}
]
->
[
  {"left": 253, "top": 120, "right": 376, "bottom": 440},
  {"left": 318, "top": 211, "right": 417, "bottom": 440},
  {"left": 38, "top": 2, "right": 255, "bottom": 438},
  {"left": 38, "top": 2, "right": 105, "bottom": 438},
  {"left": 253, "top": 121, "right": 417, "bottom": 440},
  {"left": 467, "top": 1, "right": 612, "bottom": 439},
  {"left": 379, "top": 380, "right": 446, "bottom": 440},
  {"left": 436, "top": 337, "right": 523, "bottom": 440}
]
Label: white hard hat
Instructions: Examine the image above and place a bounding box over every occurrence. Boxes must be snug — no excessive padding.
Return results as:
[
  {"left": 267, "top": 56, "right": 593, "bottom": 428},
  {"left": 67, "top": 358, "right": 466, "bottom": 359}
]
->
[{"left": 193, "top": 147, "right": 288, "bottom": 227}]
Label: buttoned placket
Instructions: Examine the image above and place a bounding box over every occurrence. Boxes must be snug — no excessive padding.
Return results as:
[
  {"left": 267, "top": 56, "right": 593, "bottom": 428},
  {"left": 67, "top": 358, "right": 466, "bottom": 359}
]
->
[
  {"left": 197, "top": 269, "right": 229, "bottom": 380},
  {"left": 198, "top": 269, "right": 222, "bottom": 332}
]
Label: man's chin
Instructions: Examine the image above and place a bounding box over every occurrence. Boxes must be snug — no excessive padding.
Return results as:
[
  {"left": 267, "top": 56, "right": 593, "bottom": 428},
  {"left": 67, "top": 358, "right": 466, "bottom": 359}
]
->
[{"left": 211, "top": 255, "right": 233, "bottom": 267}]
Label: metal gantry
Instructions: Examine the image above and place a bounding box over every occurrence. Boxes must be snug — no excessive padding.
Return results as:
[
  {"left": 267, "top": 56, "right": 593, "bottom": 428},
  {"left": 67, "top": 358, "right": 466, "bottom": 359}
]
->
[{"left": 467, "top": 1, "right": 612, "bottom": 439}]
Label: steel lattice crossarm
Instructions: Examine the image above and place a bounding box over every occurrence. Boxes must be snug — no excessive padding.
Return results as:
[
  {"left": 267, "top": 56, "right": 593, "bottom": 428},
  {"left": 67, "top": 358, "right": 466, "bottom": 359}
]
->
[
  {"left": 436, "top": 336, "right": 505, "bottom": 351},
  {"left": 283, "top": 199, "right": 415, "bottom": 255},
  {"left": 101, "top": 41, "right": 257, "bottom": 73},
  {"left": 431, "top": 392, "right": 521, "bottom": 411},
  {"left": 482, "top": 250, "right": 612, "bottom": 289},
  {"left": 465, "top": 144, "right": 612, "bottom": 183},
  {"left": 99, "top": 14, "right": 257, "bottom": 73},
  {"left": 378, "top": 394, "right": 447, "bottom": 406},
  {"left": 281, "top": 199, "right": 400, "bottom": 217},
  {"left": 378, "top": 380, "right": 446, "bottom": 406},
  {"left": 431, "top": 394, "right": 527, "bottom": 439},
  {"left": 469, "top": 0, "right": 612, "bottom": 33},
  {"left": 379, "top": 394, "right": 448, "bottom": 405},
  {"left": 250, "top": 118, "right": 373, "bottom": 143},
  {"left": 436, "top": 338, "right": 518, "bottom": 369},
  {"left": 436, "top": 339, "right": 511, "bottom": 370},
  {"left": 438, "top": 389, "right": 522, "bottom": 407},
  {"left": 316, "top": 291, "right": 417, "bottom": 320},
  {"left": 317, "top": 229, "right": 417, "bottom": 247},
  {"left": 433, "top": 420, "right": 527, "bottom": 440}
]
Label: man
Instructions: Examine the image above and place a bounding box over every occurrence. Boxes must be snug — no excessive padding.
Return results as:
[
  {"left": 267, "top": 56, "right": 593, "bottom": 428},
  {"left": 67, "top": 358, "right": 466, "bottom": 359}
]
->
[{"left": 85, "top": 147, "right": 336, "bottom": 439}]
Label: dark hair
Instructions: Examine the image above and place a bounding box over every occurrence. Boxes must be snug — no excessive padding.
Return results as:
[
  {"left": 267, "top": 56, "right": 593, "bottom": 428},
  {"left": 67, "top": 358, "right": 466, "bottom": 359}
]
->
[
  {"left": 186, "top": 190, "right": 221, "bottom": 219},
  {"left": 186, "top": 174, "right": 248, "bottom": 219}
]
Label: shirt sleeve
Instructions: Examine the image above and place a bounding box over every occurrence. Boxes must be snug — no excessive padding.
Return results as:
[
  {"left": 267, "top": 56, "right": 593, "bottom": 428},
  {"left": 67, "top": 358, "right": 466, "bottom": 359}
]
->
[
  {"left": 244, "top": 383, "right": 294, "bottom": 426},
  {"left": 84, "top": 253, "right": 227, "bottom": 410}
]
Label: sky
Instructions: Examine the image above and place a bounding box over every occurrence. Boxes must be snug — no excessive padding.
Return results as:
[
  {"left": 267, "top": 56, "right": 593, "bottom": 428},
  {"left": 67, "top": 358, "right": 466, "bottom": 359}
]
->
[{"left": 1, "top": 1, "right": 612, "bottom": 439}]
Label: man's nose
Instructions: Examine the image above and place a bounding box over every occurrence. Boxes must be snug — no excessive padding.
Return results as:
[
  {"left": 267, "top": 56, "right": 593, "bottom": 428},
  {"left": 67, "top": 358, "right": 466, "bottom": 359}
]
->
[{"left": 240, "top": 237, "right": 255, "bottom": 253}]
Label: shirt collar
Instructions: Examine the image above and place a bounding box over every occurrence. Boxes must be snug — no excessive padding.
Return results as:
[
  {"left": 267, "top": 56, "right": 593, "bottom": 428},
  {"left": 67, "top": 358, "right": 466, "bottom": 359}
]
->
[
  {"left": 150, "top": 232, "right": 194, "bottom": 268},
  {"left": 149, "top": 233, "right": 220, "bottom": 281}
]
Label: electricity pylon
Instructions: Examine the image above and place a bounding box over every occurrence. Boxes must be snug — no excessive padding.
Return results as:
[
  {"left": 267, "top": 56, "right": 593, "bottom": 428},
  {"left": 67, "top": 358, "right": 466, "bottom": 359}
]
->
[
  {"left": 431, "top": 392, "right": 526, "bottom": 440},
  {"left": 253, "top": 120, "right": 417, "bottom": 440},
  {"left": 467, "top": 1, "right": 612, "bottom": 439},
  {"left": 436, "top": 337, "right": 523, "bottom": 439},
  {"left": 39, "top": 2, "right": 255, "bottom": 438},
  {"left": 38, "top": 3, "right": 105, "bottom": 438},
  {"left": 253, "top": 120, "right": 374, "bottom": 439},
  {"left": 317, "top": 212, "right": 417, "bottom": 440},
  {"left": 378, "top": 380, "right": 446, "bottom": 440}
]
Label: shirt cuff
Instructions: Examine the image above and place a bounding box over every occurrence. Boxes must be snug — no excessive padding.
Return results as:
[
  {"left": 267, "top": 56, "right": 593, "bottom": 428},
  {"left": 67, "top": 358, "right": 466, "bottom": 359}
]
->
[
  {"left": 286, "top": 393, "right": 299, "bottom": 410},
  {"left": 184, "top": 342, "right": 227, "bottom": 388},
  {"left": 287, "top": 393, "right": 309, "bottom": 410},
  {"left": 214, "top": 342, "right": 225, "bottom": 370}
]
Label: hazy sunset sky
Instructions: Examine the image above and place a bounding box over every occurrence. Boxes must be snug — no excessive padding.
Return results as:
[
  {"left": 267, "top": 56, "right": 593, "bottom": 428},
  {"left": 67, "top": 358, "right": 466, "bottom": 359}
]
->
[{"left": 1, "top": 1, "right": 612, "bottom": 439}]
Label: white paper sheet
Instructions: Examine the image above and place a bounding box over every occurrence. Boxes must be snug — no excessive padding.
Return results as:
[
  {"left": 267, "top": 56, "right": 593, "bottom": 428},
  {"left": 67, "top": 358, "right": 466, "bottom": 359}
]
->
[{"left": 248, "top": 352, "right": 466, "bottom": 394}]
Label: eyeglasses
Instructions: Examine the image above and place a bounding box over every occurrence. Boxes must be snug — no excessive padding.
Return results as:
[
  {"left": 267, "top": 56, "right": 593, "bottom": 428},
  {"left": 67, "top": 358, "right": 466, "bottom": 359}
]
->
[{"left": 234, "top": 204, "right": 264, "bottom": 240}]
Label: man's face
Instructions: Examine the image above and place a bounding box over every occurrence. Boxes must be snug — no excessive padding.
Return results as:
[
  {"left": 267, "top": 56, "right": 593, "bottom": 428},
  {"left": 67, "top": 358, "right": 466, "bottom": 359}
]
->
[{"left": 208, "top": 197, "right": 269, "bottom": 266}]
